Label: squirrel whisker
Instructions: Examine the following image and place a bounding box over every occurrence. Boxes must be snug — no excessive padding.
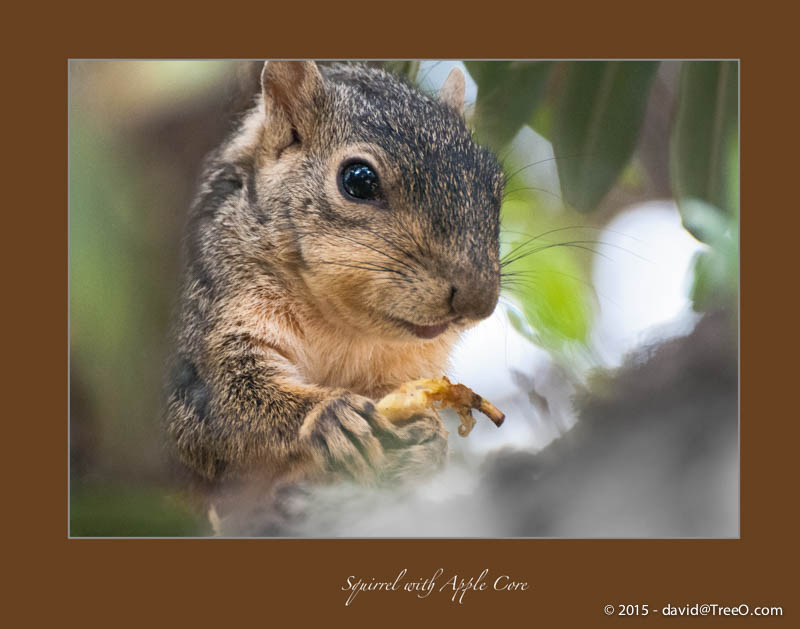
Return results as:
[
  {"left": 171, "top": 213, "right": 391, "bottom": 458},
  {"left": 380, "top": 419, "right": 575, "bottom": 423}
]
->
[
  {"left": 317, "top": 260, "right": 410, "bottom": 277},
  {"left": 503, "top": 185, "right": 564, "bottom": 203},
  {"left": 499, "top": 224, "right": 648, "bottom": 268},
  {"left": 295, "top": 228, "right": 419, "bottom": 274},
  {"left": 501, "top": 241, "right": 613, "bottom": 267},
  {"left": 503, "top": 153, "right": 589, "bottom": 187},
  {"left": 355, "top": 223, "right": 423, "bottom": 267}
]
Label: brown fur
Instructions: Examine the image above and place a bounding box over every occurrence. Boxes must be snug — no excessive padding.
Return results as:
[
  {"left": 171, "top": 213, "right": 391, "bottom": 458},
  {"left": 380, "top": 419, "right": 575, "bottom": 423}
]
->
[{"left": 165, "top": 61, "right": 504, "bottom": 492}]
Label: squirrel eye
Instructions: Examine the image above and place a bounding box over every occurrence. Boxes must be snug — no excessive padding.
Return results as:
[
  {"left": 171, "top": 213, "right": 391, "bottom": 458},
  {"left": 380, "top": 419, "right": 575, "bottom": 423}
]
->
[{"left": 340, "top": 162, "right": 381, "bottom": 201}]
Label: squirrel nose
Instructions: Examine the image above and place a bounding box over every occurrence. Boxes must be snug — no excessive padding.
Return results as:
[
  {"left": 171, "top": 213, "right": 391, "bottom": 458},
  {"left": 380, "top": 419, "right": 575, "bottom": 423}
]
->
[{"left": 449, "top": 279, "right": 499, "bottom": 321}]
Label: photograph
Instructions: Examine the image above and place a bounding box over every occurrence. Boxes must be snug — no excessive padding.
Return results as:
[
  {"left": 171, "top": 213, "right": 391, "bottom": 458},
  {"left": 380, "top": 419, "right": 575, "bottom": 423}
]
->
[{"left": 69, "top": 59, "right": 739, "bottom": 539}]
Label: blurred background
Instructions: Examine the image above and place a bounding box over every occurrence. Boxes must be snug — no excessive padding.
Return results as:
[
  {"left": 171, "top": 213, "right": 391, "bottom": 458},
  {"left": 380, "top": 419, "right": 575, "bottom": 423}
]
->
[{"left": 69, "top": 60, "right": 738, "bottom": 537}]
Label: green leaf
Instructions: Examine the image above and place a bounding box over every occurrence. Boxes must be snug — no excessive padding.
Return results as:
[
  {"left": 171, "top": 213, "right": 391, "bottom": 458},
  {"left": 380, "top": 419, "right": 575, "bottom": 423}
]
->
[
  {"left": 463, "top": 61, "right": 488, "bottom": 86},
  {"left": 685, "top": 199, "right": 738, "bottom": 312},
  {"left": 551, "top": 61, "right": 659, "bottom": 212},
  {"left": 516, "top": 255, "right": 591, "bottom": 345},
  {"left": 465, "top": 61, "right": 553, "bottom": 150},
  {"left": 500, "top": 198, "right": 594, "bottom": 349},
  {"left": 679, "top": 197, "right": 730, "bottom": 246},
  {"left": 670, "top": 61, "right": 738, "bottom": 242},
  {"left": 690, "top": 242, "right": 737, "bottom": 313},
  {"left": 528, "top": 103, "right": 553, "bottom": 139}
]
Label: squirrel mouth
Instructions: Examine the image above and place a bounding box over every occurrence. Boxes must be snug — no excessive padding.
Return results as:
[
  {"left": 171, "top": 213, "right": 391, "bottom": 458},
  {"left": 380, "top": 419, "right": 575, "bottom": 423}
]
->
[{"left": 395, "top": 317, "right": 454, "bottom": 340}]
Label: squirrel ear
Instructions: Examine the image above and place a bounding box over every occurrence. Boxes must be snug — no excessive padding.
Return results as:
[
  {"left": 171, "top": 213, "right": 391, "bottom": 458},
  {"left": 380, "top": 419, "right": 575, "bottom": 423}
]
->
[
  {"left": 261, "top": 61, "right": 324, "bottom": 140},
  {"left": 439, "top": 67, "right": 466, "bottom": 113}
]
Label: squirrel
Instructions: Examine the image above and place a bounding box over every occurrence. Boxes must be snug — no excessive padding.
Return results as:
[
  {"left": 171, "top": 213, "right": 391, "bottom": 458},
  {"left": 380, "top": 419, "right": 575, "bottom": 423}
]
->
[{"left": 165, "top": 61, "right": 504, "bottom": 497}]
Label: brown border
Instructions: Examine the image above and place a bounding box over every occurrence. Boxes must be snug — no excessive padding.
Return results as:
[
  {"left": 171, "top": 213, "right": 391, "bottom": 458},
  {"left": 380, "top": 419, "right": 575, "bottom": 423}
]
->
[{"left": 10, "top": 2, "right": 796, "bottom": 626}]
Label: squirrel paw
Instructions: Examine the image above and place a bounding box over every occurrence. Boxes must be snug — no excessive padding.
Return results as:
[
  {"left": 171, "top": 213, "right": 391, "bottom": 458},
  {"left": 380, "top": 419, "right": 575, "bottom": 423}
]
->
[
  {"left": 370, "top": 408, "right": 449, "bottom": 483},
  {"left": 383, "top": 416, "right": 448, "bottom": 483},
  {"left": 300, "top": 392, "right": 448, "bottom": 485}
]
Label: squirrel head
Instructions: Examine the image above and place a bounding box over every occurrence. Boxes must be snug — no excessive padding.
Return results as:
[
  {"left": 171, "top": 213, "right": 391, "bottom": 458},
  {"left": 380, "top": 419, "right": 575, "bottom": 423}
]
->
[{"left": 223, "top": 61, "right": 504, "bottom": 342}]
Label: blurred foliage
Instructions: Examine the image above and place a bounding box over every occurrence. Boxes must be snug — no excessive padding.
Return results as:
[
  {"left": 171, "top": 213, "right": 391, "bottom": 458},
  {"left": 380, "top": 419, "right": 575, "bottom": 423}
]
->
[
  {"left": 670, "top": 61, "right": 739, "bottom": 240},
  {"left": 71, "top": 485, "right": 202, "bottom": 537},
  {"left": 498, "top": 192, "right": 595, "bottom": 352},
  {"left": 464, "top": 59, "right": 739, "bottom": 350},
  {"left": 671, "top": 62, "right": 738, "bottom": 314},
  {"left": 466, "top": 61, "right": 661, "bottom": 213},
  {"left": 70, "top": 61, "right": 235, "bottom": 536},
  {"left": 465, "top": 61, "right": 552, "bottom": 150},
  {"left": 686, "top": 200, "right": 739, "bottom": 312},
  {"left": 70, "top": 108, "right": 168, "bottom": 475},
  {"left": 550, "top": 61, "right": 659, "bottom": 213}
]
